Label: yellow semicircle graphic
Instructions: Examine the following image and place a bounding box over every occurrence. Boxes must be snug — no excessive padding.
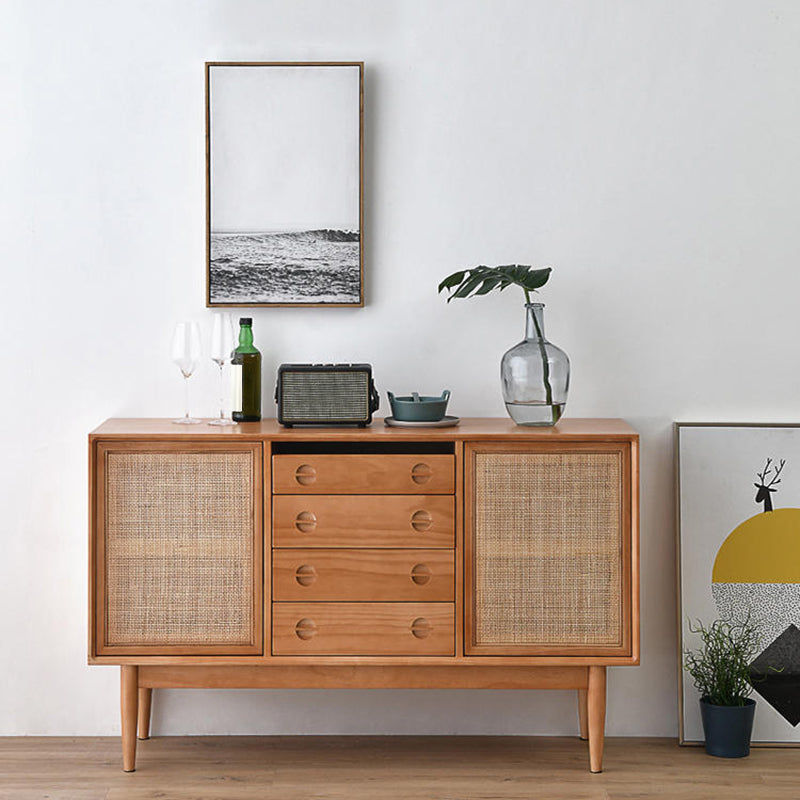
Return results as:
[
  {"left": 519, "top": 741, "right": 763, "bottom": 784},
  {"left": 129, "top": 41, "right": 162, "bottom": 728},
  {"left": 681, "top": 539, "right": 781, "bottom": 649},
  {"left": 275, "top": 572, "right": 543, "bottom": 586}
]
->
[{"left": 712, "top": 507, "right": 800, "bottom": 583}]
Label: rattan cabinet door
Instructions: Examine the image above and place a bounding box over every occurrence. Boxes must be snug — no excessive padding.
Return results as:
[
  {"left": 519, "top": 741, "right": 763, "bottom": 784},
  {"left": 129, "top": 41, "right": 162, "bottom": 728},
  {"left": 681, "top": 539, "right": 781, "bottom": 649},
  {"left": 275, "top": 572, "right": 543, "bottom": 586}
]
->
[
  {"left": 93, "top": 442, "right": 263, "bottom": 656},
  {"left": 465, "top": 442, "right": 633, "bottom": 657}
]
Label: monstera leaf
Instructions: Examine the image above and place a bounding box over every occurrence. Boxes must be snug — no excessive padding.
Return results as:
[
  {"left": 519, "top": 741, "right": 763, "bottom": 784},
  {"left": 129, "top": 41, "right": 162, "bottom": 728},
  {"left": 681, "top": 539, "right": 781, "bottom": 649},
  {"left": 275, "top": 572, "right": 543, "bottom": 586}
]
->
[{"left": 437, "top": 265, "right": 552, "bottom": 303}]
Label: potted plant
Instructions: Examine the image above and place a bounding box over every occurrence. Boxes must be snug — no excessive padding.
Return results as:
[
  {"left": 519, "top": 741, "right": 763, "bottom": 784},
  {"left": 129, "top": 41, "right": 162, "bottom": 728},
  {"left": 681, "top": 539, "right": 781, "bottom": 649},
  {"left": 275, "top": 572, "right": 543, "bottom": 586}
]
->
[
  {"left": 438, "top": 264, "right": 569, "bottom": 426},
  {"left": 683, "top": 617, "right": 760, "bottom": 758}
]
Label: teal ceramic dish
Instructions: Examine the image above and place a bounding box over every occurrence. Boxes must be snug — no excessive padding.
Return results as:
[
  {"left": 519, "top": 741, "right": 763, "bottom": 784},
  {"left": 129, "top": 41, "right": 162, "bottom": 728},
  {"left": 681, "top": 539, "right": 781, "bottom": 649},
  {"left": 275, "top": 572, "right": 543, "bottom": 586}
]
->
[{"left": 387, "top": 390, "right": 451, "bottom": 422}]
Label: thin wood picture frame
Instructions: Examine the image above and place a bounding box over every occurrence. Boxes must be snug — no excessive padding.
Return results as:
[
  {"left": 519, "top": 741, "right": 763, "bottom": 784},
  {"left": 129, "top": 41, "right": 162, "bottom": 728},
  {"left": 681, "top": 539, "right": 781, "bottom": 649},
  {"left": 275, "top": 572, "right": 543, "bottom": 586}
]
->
[
  {"left": 676, "top": 422, "right": 800, "bottom": 746},
  {"left": 206, "top": 62, "right": 364, "bottom": 307}
]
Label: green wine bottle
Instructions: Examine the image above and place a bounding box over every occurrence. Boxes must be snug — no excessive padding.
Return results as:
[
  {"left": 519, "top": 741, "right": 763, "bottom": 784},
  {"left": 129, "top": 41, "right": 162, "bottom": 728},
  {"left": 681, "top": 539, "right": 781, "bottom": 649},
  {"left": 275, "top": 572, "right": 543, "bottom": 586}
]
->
[{"left": 231, "top": 317, "right": 262, "bottom": 422}]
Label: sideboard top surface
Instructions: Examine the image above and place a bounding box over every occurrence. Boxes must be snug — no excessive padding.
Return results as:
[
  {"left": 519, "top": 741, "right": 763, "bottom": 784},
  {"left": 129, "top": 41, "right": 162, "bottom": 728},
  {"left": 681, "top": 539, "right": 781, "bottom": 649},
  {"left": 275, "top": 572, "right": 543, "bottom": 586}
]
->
[{"left": 90, "top": 417, "right": 638, "bottom": 441}]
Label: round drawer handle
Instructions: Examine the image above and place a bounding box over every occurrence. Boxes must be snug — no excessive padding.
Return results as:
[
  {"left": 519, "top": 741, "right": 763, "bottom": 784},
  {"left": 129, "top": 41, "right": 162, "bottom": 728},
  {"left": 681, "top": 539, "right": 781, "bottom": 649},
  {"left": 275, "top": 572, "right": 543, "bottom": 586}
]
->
[
  {"left": 410, "top": 510, "right": 433, "bottom": 532},
  {"left": 411, "top": 463, "right": 433, "bottom": 485},
  {"left": 294, "top": 565, "right": 317, "bottom": 587},
  {"left": 295, "top": 618, "right": 317, "bottom": 640},
  {"left": 294, "top": 464, "right": 317, "bottom": 486},
  {"left": 294, "top": 511, "right": 317, "bottom": 533},
  {"left": 410, "top": 564, "right": 432, "bottom": 585},
  {"left": 411, "top": 618, "right": 432, "bottom": 639}
]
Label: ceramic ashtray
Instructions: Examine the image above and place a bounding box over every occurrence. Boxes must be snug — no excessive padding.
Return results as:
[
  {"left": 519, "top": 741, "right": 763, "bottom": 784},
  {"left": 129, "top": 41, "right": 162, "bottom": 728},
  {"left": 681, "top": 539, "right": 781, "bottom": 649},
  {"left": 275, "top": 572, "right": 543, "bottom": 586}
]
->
[{"left": 387, "top": 390, "right": 451, "bottom": 422}]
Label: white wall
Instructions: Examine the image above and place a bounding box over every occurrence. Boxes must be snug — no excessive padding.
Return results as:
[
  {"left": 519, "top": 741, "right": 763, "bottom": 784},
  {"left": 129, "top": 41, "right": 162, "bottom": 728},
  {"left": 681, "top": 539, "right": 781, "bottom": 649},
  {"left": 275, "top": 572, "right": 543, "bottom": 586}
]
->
[{"left": 2, "top": 0, "right": 799, "bottom": 736}]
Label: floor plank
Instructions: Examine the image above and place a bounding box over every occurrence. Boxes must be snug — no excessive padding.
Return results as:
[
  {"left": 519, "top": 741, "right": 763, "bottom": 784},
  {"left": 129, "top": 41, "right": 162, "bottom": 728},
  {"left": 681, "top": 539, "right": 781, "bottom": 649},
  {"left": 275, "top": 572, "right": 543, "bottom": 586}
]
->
[{"left": 1, "top": 736, "right": 799, "bottom": 799}]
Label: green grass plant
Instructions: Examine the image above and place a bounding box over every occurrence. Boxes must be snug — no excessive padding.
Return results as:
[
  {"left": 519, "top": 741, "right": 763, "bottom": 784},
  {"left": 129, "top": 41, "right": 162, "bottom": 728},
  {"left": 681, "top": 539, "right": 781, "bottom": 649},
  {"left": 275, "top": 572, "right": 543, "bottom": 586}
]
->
[{"left": 684, "top": 618, "right": 761, "bottom": 706}]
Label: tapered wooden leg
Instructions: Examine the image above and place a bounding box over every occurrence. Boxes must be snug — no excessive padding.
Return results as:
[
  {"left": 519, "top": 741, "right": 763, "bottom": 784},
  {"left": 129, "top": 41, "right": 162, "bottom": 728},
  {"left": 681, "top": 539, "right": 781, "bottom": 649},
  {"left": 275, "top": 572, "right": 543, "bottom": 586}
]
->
[
  {"left": 137, "top": 688, "right": 152, "bottom": 740},
  {"left": 121, "top": 666, "right": 139, "bottom": 772},
  {"left": 587, "top": 666, "right": 606, "bottom": 773},
  {"left": 577, "top": 688, "right": 589, "bottom": 740}
]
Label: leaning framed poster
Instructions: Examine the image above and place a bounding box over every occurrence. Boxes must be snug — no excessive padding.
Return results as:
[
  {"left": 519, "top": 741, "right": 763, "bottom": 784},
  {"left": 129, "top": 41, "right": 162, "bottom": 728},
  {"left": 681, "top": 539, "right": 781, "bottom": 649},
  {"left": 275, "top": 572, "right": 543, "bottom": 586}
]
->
[
  {"left": 206, "top": 62, "right": 364, "bottom": 307},
  {"left": 676, "top": 422, "right": 800, "bottom": 745}
]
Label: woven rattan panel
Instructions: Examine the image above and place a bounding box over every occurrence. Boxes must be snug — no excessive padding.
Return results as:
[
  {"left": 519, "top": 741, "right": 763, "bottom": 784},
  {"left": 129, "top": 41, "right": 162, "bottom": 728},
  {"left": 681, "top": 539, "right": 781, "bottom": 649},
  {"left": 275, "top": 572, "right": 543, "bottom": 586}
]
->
[
  {"left": 473, "top": 451, "right": 622, "bottom": 647},
  {"left": 104, "top": 451, "right": 254, "bottom": 647}
]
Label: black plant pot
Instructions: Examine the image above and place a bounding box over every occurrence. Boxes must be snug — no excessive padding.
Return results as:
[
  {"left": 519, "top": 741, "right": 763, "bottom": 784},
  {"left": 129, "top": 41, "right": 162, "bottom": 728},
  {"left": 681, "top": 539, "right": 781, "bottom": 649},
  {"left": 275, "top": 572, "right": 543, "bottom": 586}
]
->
[{"left": 699, "top": 698, "right": 756, "bottom": 758}]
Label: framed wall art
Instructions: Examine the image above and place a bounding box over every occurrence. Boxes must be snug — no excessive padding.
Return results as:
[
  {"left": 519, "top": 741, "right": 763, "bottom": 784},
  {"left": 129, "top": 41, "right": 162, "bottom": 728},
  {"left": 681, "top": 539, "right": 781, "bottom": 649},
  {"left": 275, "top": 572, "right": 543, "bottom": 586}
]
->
[
  {"left": 676, "top": 423, "right": 800, "bottom": 745},
  {"left": 206, "top": 62, "right": 364, "bottom": 307}
]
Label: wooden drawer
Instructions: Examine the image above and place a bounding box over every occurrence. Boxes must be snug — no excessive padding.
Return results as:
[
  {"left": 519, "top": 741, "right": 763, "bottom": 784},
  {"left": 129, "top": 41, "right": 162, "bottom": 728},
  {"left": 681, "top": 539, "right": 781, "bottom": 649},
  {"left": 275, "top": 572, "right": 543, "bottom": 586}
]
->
[
  {"left": 273, "top": 549, "right": 454, "bottom": 602},
  {"left": 272, "top": 454, "right": 455, "bottom": 495},
  {"left": 272, "top": 602, "right": 455, "bottom": 655},
  {"left": 273, "top": 495, "right": 455, "bottom": 548}
]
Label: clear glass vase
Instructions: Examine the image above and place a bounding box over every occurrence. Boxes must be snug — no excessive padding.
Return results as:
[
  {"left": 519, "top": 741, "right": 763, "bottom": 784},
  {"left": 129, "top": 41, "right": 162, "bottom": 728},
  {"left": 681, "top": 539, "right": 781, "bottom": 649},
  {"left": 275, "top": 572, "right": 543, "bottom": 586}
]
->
[{"left": 501, "top": 303, "right": 570, "bottom": 426}]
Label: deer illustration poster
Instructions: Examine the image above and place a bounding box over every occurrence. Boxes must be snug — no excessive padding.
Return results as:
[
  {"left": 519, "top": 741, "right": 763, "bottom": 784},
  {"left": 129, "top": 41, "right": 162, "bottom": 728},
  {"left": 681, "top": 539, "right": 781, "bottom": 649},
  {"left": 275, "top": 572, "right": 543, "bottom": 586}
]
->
[{"left": 677, "top": 424, "right": 800, "bottom": 745}]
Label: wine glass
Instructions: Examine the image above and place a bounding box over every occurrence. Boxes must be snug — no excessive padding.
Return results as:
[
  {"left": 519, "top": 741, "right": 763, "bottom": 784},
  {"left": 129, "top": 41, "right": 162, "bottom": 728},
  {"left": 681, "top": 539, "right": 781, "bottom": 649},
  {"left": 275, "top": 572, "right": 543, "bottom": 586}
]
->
[
  {"left": 208, "top": 312, "right": 236, "bottom": 426},
  {"left": 171, "top": 321, "right": 202, "bottom": 424}
]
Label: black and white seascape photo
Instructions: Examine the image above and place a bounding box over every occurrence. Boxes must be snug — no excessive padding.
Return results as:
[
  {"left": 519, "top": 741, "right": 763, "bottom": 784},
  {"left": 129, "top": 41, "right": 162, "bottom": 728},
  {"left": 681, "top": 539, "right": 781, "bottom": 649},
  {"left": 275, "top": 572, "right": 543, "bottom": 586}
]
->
[{"left": 206, "top": 63, "right": 363, "bottom": 306}]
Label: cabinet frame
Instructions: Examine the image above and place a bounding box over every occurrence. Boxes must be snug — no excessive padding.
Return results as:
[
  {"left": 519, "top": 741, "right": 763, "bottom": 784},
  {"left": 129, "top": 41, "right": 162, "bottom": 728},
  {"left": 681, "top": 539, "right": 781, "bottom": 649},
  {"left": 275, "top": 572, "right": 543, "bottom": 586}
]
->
[{"left": 88, "top": 419, "right": 638, "bottom": 774}]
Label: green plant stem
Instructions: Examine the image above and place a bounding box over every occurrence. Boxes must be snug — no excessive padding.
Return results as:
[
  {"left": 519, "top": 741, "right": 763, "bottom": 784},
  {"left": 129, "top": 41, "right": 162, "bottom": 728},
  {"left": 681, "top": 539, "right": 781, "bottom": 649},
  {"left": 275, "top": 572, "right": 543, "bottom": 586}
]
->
[{"left": 529, "top": 304, "right": 557, "bottom": 424}]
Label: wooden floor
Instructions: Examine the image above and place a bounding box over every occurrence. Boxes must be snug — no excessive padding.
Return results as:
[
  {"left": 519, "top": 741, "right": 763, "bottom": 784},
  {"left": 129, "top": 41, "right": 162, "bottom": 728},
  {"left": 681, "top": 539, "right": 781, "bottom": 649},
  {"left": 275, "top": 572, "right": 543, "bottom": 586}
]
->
[{"left": 1, "top": 736, "right": 799, "bottom": 799}]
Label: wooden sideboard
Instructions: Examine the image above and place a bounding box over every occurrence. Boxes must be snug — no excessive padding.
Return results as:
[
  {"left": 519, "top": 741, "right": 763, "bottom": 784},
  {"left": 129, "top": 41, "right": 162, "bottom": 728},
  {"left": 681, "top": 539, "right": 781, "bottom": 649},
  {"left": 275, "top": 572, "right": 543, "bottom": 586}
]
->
[{"left": 89, "top": 418, "right": 639, "bottom": 773}]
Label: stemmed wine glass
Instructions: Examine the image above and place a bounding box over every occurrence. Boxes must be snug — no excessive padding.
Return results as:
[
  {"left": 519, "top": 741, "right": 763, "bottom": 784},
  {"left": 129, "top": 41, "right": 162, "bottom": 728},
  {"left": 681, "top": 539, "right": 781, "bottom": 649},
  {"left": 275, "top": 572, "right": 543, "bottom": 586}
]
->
[
  {"left": 171, "top": 321, "right": 202, "bottom": 424},
  {"left": 208, "top": 312, "right": 236, "bottom": 426}
]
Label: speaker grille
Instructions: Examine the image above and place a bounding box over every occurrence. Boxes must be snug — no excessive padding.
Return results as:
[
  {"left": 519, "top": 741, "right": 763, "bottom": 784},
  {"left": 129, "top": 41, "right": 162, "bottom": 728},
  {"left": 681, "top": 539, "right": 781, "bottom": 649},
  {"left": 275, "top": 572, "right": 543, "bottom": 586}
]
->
[
  {"left": 103, "top": 451, "right": 254, "bottom": 647},
  {"left": 473, "top": 451, "right": 622, "bottom": 647},
  {"left": 280, "top": 370, "right": 369, "bottom": 421}
]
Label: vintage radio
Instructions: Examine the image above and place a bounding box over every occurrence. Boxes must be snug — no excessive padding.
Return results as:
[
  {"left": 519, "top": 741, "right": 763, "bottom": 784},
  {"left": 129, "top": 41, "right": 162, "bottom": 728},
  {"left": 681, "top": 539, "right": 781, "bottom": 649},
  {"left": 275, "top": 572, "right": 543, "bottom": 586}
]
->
[{"left": 275, "top": 363, "right": 380, "bottom": 427}]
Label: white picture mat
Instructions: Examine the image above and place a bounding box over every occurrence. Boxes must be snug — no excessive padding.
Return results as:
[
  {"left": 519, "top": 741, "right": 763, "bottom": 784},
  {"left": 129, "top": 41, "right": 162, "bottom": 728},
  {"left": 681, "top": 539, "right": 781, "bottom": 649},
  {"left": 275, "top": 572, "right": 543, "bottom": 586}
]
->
[
  {"left": 210, "top": 64, "right": 360, "bottom": 233},
  {"left": 678, "top": 424, "right": 800, "bottom": 744}
]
